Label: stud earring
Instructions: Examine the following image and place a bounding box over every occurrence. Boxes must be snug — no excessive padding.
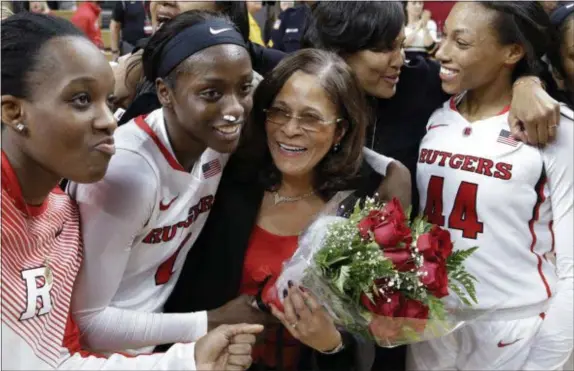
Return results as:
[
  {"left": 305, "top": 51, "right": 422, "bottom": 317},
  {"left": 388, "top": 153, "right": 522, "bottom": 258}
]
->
[
  {"left": 15, "top": 123, "right": 25, "bottom": 132},
  {"left": 332, "top": 143, "right": 341, "bottom": 153}
]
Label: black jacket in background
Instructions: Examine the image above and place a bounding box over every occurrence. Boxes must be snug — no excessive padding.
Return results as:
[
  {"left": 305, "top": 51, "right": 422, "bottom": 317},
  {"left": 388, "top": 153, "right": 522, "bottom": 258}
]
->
[{"left": 161, "top": 157, "right": 384, "bottom": 371}]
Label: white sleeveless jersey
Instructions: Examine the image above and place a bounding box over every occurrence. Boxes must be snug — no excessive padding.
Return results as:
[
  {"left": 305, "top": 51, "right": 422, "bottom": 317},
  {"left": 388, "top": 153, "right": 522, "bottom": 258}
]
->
[
  {"left": 416, "top": 98, "right": 574, "bottom": 312},
  {"left": 68, "top": 109, "right": 228, "bottom": 351}
]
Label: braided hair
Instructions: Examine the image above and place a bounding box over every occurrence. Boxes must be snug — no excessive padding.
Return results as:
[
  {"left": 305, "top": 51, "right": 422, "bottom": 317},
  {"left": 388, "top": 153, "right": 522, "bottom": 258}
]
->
[{"left": 1, "top": 12, "right": 85, "bottom": 98}]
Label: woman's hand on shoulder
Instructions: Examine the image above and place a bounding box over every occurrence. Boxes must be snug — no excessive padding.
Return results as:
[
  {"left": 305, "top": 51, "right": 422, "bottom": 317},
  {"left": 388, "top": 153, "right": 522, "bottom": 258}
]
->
[
  {"left": 377, "top": 160, "right": 411, "bottom": 209},
  {"left": 509, "top": 76, "right": 561, "bottom": 146},
  {"left": 269, "top": 284, "right": 343, "bottom": 353}
]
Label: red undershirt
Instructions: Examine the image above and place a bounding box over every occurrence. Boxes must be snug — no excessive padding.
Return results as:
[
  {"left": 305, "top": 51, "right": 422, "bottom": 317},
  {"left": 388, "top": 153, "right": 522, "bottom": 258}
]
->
[{"left": 240, "top": 225, "right": 301, "bottom": 370}]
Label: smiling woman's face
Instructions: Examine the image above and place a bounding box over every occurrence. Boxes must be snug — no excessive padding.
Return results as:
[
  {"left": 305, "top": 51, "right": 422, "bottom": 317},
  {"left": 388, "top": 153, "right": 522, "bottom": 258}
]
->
[{"left": 265, "top": 71, "right": 344, "bottom": 178}]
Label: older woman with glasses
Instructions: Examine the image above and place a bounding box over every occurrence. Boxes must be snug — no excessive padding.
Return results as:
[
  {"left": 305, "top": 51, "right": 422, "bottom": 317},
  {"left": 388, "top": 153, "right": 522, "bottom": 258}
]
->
[{"left": 162, "top": 49, "right": 411, "bottom": 371}]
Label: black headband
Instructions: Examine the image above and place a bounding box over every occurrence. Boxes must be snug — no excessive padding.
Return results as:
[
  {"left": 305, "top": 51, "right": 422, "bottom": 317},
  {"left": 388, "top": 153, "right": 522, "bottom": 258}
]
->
[
  {"left": 157, "top": 19, "right": 247, "bottom": 78},
  {"left": 550, "top": 2, "right": 574, "bottom": 26}
]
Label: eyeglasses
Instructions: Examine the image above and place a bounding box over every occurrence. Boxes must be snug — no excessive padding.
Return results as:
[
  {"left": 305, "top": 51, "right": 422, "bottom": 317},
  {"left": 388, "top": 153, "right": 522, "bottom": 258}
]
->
[{"left": 263, "top": 107, "right": 343, "bottom": 133}]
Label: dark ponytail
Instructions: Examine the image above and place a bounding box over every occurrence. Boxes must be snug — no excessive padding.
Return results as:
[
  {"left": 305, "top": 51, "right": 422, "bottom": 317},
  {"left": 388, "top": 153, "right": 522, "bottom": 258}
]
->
[{"left": 1, "top": 12, "right": 85, "bottom": 98}]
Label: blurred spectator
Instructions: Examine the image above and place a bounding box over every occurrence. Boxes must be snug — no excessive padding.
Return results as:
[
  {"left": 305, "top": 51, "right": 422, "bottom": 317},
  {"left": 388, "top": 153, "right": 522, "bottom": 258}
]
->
[
  {"left": 422, "top": 1, "right": 454, "bottom": 34},
  {"left": 280, "top": 1, "right": 294, "bottom": 11},
  {"left": 58, "top": 0, "right": 76, "bottom": 11},
  {"left": 110, "top": 1, "right": 148, "bottom": 59},
  {"left": 1, "top": 2, "right": 13, "bottom": 19},
  {"left": 29, "top": 1, "right": 51, "bottom": 14},
  {"left": 247, "top": 0, "right": 264, "bottom": 45},
  {"left": 269, "top": 0, "right": 313, "bottom": 52},
  {"left": 541, "top": 0, "right": 560, "bottom": 14},
  {"left": 71, "top": 1, "right": 103, "bottom": 48},
  {"left": 404, "top": 1, "right": 437, "bottom": 59}
]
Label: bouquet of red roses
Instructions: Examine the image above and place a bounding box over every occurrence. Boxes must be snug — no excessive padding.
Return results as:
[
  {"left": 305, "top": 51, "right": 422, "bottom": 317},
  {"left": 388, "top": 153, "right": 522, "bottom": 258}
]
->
[{"left": 261, "top": 197, "right": 478, "bottom": 347}]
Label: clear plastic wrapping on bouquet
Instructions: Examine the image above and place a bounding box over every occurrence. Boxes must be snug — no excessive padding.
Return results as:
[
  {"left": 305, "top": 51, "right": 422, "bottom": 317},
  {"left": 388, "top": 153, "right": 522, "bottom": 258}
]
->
[{"left": 271, "top": 214, "right": 485, "bottom": 348}]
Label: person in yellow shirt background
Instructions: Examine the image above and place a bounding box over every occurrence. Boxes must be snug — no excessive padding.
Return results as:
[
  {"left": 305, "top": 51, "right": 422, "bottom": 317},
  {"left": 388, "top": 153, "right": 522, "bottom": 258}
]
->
[{"left": 247, "top": 0, "right": 264, "bottom": 45}]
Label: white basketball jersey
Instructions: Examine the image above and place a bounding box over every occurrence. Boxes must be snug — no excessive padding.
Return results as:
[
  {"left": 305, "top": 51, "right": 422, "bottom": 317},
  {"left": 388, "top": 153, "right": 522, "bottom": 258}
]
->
[
  {"left": 417, "top": 98, "right": 573, "bottom": 311},
  {"left": 69, "top": 108, "right": 228, "bottom": 315},
  {"left": 113, "top": 111, "right": 227, "bottom": 312}
]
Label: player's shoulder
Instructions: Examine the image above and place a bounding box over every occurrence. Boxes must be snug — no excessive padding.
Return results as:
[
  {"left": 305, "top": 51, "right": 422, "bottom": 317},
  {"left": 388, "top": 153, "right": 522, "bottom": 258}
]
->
[{"left": 116, "top": 108, "right": 162, "bottom": 142}]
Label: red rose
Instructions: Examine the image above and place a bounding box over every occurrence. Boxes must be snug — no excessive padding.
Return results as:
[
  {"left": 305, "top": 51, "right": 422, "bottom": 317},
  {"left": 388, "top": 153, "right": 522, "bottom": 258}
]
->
[
  {"left": 357, "top": 198, "right": 408, "bottom": 241},
  {"left": 416, "top": 232, "right": 439, "bottom": 261},
  {"left": 417, "top": 226, "right": 453, "bottom": 263},
  {"left": 398, "top": 298, "right": 429, "bottom": 319},
  {"left": 380, "top": 198, "right": 407, "bottom": 224},
  {"left": 383, "top": 247, "right": 416, "bottom": 272},
  {"left": 358, "top": 210, "right": 385, "bottom": 239},
  {"left": 419, "top": 260, "right": 449, "bottom": 298},
  {"left": 374, "top": 219, "right": 413, "bottom": 247},
  {"left": 430, "top": 226, "right": 453, "bottom": 260},
  {"left": 360, "top": 290, "right": 402, "bottom": 317}
]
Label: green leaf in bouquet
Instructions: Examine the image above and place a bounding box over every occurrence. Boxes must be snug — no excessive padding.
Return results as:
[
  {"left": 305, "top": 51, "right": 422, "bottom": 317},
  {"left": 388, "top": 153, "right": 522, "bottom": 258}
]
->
[
  {"left": 364, "top": 290, "right": 375, "bottom": 303},
  {"left": 324, "top": 255, "right": 352, "bottom": 268},
  {"left": 426, "top": 295, "right": 447, "bottom": 321},
  {"left": 445, "top": 246, "right": 479, "bottom": 305},
  {"left": 415, "top": 217, "right": 426, "bottom": 236},
  {"left": 446, "top": 246, "right": 479, "bottom": 270},
  {"left": 405, "top": 205, "right": 413, "bottom": 220},
  {"left": 334, "top": 265, "right": 351, "bottom": 293}
]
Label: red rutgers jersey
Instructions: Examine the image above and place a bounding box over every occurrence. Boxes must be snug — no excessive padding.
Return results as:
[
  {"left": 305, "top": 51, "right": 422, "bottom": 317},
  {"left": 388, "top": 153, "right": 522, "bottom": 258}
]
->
[
  {"left": 416, "top": 98, "right": 573, "bottom": 313},
  {"left": 1, "top": 152, "right": 199, "bottom": 369},
  {"left": 68, "top": 108, "right": 228, "bottom": 353}
]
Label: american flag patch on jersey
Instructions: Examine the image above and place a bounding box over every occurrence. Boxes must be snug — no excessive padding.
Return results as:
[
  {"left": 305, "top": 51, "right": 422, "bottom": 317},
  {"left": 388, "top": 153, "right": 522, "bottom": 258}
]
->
[
  {"left": 202, "top": 159, "right": 221, "bottom": 179},
  {"left": 497, "top": 129, "right": 519, "bottom": 147}
]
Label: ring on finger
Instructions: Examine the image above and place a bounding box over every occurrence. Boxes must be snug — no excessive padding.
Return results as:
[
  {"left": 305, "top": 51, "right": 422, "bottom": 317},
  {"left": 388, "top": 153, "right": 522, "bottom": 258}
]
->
[{"left": 290, "top": 321, "right": 298, "bottom": 328}]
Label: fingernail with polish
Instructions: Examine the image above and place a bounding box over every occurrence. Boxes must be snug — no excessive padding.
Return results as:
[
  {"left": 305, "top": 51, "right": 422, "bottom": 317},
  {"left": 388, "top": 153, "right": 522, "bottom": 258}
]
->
[
  {"left": 288, "top": 280, "right": 294, "bottom": 288},
  {"left": 283, "top": 289, "right": 288, "bottom": 298}
]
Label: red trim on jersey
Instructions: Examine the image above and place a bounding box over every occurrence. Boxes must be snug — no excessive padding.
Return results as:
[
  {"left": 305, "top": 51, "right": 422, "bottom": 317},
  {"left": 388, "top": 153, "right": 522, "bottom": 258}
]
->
[
  {"left": 134, "top": 115, "right": 185, "bottom": 172},
  {"left": 528, "top": 173, "right": 553, "bottom": 299},
  {"left": 1, "top": 151, "right": 48, "bottom": 217},
  {"left": 548, "top": 220, "right": 555, "bottom": 255},
  {"left": 448, "top": 96, "right": 510, "bottom": 115}
]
